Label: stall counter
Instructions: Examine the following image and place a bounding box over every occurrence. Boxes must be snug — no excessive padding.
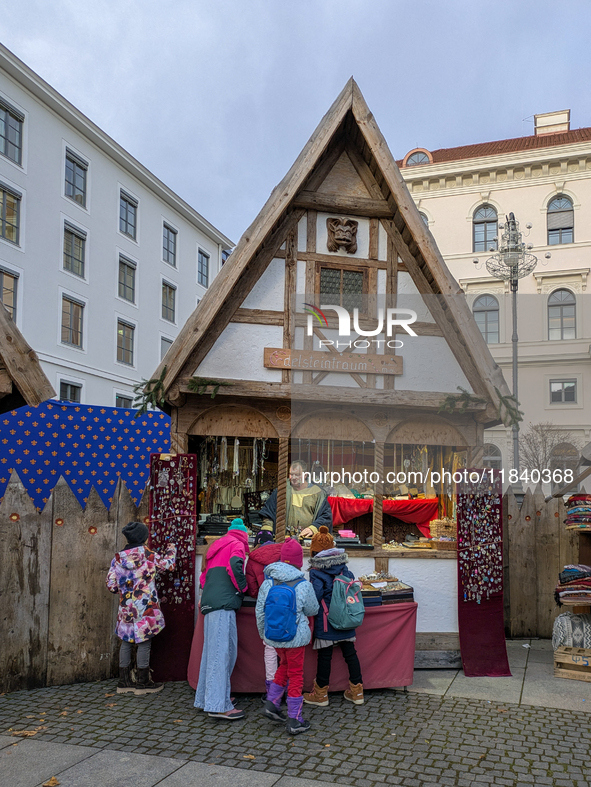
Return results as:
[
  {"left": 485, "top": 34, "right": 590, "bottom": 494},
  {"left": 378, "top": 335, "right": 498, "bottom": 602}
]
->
[{"left": 188, "top": 603, "right": 417, "bottom": 693}]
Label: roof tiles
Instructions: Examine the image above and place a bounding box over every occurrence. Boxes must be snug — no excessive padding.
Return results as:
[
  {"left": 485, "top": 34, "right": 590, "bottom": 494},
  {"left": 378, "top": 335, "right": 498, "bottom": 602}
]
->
[{"left": 399, "top": 127, "right": 591, "bottom": 167}]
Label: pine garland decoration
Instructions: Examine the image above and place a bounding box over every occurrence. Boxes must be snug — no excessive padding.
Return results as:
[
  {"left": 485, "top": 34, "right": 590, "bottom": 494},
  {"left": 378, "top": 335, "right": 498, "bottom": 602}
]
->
[
  {"left": 132, "top": 366, "right": 167, "bottom": 417},
  {"left": 494, "top": 387, "right": 524, "bottom": 427},
  {"left": 187, "top": 377, "right": 233, "bottom": 398},
  {"left": 438, "top": 386, "right": 487, "bottom": 415}
]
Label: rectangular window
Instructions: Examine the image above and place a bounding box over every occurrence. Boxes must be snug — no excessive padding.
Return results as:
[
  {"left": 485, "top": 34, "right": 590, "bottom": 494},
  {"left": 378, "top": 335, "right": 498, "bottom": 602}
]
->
[
  {"left": 115, "top": 393, "right": 133, "bottom": 408},
  {"left": 65, "top": 150, "right": 87, "bottom": 207},
  {"left": 63, "top": 223, "right": 86, "bottom": 277},
  {"left": 0, "top": 185, "right": 20, "bottom": 244},
  {"left": 60, "top": 381, "right": 81, "bottom": 403},
  {"left": 119, "top": 191, "right": 137, "bottom": 239},
  {"left": 0, "top": 269, "right": 18, "bottom": 319},
  {"left": 117, "top": 320, "right": 134, "bottom": 365},
  {"left": 162, "top": 281, "right": 176, "bottom": 322},
  {"left": 118, "top": 257, "right": 136, "bottom": 303},
  {"left": 163, "top": 224, "right": 177, "bottom": 266},
  {"left": 198, "top": 248, "right": 209, "bottom": 287},
  {"left": 0, "top": 99, "right": 23, "bottom": 165},
  {"left": 550, "top": 380, "right": 577, "bottom": 404},
  {"left": 160, "top": 336, "right": 173, "bottom": 360},
  {"left": 61, "top": 297, "right": 84, "bottom": 347},
  {"left": 318, "top": 264, "right": 366, "bottom": 312}
]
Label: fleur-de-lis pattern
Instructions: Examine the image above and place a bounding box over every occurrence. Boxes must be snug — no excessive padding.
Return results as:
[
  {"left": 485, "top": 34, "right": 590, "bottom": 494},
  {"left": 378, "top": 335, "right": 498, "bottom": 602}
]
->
[{"left": 0, "top": 401, "right": 170, "bottom": 509}]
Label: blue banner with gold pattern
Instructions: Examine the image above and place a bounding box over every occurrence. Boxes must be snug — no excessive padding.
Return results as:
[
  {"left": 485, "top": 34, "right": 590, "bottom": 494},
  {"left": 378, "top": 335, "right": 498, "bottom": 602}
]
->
[{"left": 0, "top": 401, "right": 170, "bottom": 510}]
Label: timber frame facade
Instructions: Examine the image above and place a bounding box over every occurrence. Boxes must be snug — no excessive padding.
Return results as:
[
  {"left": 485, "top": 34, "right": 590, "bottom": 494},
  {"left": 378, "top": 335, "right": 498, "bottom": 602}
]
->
[{"left": 153, "top": 79, "right": 512, "bottom": 560}]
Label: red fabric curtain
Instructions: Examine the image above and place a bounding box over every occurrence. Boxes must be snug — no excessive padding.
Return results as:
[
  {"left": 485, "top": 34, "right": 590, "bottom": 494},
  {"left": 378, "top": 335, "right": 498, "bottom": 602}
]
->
[
  {"left": 328, "top": 496, "right": 439, "bottom": 536},
  {"left": 188, "top": 603, "right": 417, "bottom": 692}
]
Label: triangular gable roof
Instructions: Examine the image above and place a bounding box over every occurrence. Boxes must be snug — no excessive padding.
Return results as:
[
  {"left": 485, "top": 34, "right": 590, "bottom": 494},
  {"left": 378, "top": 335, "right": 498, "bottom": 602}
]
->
[
  {"left": 0, "top": 304, "right": 55, "bottom": 406},
  {"left": 156, "top": 79, "right": 511, "bottom": 419}
]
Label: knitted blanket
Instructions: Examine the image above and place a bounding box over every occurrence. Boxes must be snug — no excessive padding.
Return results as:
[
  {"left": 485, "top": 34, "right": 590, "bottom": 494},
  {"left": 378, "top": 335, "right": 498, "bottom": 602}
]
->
[{"left": 552, "top": 611, "right": 591, "bottom": 650}]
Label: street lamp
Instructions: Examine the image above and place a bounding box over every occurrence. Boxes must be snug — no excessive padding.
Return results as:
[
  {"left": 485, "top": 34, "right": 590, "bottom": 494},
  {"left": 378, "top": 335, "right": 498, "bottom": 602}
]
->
[{"left": 484, "top": 213, "right": 537, "bottom": 477}]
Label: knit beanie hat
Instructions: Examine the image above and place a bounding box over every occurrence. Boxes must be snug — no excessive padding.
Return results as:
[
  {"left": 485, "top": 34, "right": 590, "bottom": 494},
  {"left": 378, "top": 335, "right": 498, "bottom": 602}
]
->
[
  {"left": 122, "top": 521, "right": 149, "bottom": 547},
  {"left": 229, "top": 518, "right": 249, "bottom": 533},
  {"left": 280, "top": 537, "right": 303, "bottom": 569},
  {"left": 261, "top": 523, "right": 273, "bottom": 532},
  {"left": 310, "top": 525, "right": 333, "bottom": 554}
]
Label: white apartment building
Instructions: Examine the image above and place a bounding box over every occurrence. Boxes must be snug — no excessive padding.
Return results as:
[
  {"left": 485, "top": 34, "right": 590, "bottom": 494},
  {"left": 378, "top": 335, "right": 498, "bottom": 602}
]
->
[
  {"left": 398, "top": 110, "right": 591, "bottom": 478},
  {"left": 0, "top": 44, "right": 232, "bottom": 407}
]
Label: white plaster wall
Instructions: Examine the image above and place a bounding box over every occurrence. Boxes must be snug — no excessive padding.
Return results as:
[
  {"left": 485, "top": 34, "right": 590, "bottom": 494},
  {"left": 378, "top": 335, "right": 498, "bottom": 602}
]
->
[
  {"left": 341, "top": 556, "right": 377, "bottom": 578},
  {"left": 195, "top": 323, "right": 283, "bottom": 381},
  {"left": 398, "top": 273, "right": 437, "bottom": 324},
  {"left": 377, "top": 269, "right": 386, "bottom": 296},
  {"left": 396, "top": 336, "right": 472, "bottom": 392},
  {"left": 316, "top": 213, "right": 370, "bottom": 259},
  {"left": 296, "top": 261, "right": 306, "bottom": 297},
  {"left": 389, "top": 557, "right": 458, "bottom": 632},
  {"left": 297, "top": 215, "right": 307, "bottom": 252},
  {"left": 241, "top": 258, "right": 285, "bottom": 311}
]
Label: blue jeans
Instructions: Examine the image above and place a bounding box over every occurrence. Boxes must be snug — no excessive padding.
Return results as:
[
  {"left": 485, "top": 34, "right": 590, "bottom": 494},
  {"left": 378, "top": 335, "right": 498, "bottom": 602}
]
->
[{"left": 194, "top": 609, "right": 237, "bottom": 713}]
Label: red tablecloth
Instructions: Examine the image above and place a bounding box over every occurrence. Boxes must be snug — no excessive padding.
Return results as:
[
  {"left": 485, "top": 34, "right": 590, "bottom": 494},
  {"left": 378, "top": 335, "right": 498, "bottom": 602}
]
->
[
  {"left": 328, "top": 496, "right": 439, "bottom": 537},
  {"left": 188, "top": 603, "right": 417, "bottom": 693}
]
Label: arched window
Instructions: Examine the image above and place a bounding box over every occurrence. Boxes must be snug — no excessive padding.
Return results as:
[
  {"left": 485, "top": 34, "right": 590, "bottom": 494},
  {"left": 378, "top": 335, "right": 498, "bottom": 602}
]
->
[
  {"left": 482, "top": 443, "right": 502, "bottom": 471},
  {"left": 473, "top": 205, "right": 498, "bottom": 252},
  {"left": 406, "top": 151, "right": 430, "bottom": 166},
  {"left": 550, "top": 442, "right": 579, "bottom": 493},
  {"left": 473, "top": 294, "right": 499, "bottom": 343},
  {"left": 419, "top": 212, "right": 429, "bottom": 227},
  {"left": 548, "top": 289, "right": 576, "bottom": 340},
  {"left": 547, "top": 196, "right": 574, "bottom": 245}
]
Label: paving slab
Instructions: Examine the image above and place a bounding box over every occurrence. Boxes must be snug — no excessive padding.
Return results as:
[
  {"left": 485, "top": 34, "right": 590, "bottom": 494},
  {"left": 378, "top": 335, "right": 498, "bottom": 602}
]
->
[
  {"left": 505, "top": 639, "right": 531, "bottom": 670},
  {"left": 406, "top": 669, "right": 458, "bottom": 695},
  {"left": 445, "top": 667, "right": 525, "bottom": 704},
  {"left": 0, "top": 739, "right": 95, "bottom": 787},
  {"left": 48, "top": 749, "right": 185, "bottom": 786},
  {"left": 521, "top": 657, "right": 591, "bottom": 712},
  {"left": 0, "top": 734, "right": 15, "bottom": 750},
  {"left": 530, "top": 637, "right": 553, "bottom": 651},
  {"left": 158, "top": 761, "right": 281, "bottom": 786}
]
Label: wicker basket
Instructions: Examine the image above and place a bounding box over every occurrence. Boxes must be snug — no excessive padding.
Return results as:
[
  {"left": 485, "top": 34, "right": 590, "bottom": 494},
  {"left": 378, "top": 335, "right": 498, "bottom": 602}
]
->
[
  {"left": 434, "top": 539, "right": 457, "bottom": 551},
  {"left": 429, "top": 517, "right": 457, "bottom": 538}
]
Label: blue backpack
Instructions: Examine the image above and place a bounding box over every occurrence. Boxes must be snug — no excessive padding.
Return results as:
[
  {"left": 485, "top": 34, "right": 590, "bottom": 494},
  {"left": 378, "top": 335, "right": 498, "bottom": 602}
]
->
[{"left": 264, "top": 576, "right": 305, "bottom": 642}]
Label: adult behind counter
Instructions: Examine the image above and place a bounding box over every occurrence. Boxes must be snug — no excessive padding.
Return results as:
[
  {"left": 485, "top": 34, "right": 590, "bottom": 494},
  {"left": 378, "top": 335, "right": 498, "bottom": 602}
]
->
[{"left": 258, "top": 459, "right": 333, "bottom": 539}]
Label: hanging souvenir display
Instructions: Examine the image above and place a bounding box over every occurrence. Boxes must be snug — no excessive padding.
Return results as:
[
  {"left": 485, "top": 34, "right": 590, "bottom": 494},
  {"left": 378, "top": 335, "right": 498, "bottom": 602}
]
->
[
  {"left": 457, "top": 470, "right": 503, "bottom": 604},
  {"left": 148, "top": 452, "right": 197, "bottom": 681},
  {"left": 149, "top": 453, "right": 197, "bottom": 607}
]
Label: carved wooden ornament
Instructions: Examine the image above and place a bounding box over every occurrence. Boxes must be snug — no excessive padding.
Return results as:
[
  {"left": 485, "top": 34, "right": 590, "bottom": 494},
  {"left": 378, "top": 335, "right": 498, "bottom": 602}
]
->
[{"left": 326, "top": 217, "right": 358, "bottom": 254}]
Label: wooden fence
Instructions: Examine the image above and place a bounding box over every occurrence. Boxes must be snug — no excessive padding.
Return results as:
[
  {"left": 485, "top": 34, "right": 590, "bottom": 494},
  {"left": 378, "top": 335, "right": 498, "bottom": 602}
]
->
[
  {"left": 504, "top": 484, "right": 579, "bottom": 639},
  {"left": 0, "top": 471, "right": 147, "bottom": 693},
  {"left": 0, "top": 472, "right": 582, "bottom": 692}
]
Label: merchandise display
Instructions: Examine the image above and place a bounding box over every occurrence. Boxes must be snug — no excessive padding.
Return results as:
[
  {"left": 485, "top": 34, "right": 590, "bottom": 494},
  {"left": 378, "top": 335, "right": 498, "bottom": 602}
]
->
[
  {"left": 564, "top": 494, "right": 591, "bottom": 529},
  {"left": 148, "top": 453, "right": 197, "bottom": 682},
  {"left": 554, "top": 564, "right": 591, "bottom": 606},
  {"left": 457, "top": 475, "right": 503, "bottom": 604}
]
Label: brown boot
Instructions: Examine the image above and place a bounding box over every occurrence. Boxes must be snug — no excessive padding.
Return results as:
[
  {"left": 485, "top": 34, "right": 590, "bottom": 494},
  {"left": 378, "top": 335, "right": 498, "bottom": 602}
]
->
[
  {"left": 303, "top": 681, "right": 329, "bottom": 707},
  {"left": 134, "top": 667, "right": 163, "bottom": 695},
  {"left": 344, "top": 681, "right": 364, "bottom": 705}
]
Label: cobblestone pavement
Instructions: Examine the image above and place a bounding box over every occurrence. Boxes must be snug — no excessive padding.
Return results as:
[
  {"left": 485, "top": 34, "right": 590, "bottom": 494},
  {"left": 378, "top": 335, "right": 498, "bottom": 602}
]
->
[{"left": 1, "top": 680, "right": 590, "bottom": 787}]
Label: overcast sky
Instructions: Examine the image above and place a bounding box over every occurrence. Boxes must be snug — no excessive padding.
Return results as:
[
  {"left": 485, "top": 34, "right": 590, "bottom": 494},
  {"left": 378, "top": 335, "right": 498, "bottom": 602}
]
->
[{"left": 2, "top": 0, "right": 591, "bottom": 244}]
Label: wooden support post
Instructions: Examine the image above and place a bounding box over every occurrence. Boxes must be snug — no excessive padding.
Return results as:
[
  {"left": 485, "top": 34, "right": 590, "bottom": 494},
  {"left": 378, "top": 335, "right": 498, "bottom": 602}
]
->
[
  {"left": 282, "top": 228, "right": 297, "bottom": 383},
  {"left": 170, "top": 408, "right": 189, "bottom": 454},
  {"left": 384, "top": 234, "right": 398, "bottom": 390},
  {"left": 304, "top": 210, "right": 317, "bottom": 384},
  {"left": 275, "top": 437, "right": 289, "bottom": 542},
  {"left": 372, "top": 441, "right": 385, "bottom": 548}
]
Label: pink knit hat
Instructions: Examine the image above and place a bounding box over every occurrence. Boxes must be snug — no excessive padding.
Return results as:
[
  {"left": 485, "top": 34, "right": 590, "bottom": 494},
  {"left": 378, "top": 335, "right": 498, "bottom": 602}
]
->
[{"left": 280, "top": 537, "right": 303, "bottom": 569}]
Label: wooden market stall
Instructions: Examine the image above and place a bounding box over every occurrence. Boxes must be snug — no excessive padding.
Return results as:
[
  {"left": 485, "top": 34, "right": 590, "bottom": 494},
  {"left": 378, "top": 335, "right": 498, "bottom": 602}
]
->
[
  {"left": 0, "top": 303, "right": 55, "bottom": 412},
  {"left": 151, "top": 80, "right": 513, "bottom": 664}
]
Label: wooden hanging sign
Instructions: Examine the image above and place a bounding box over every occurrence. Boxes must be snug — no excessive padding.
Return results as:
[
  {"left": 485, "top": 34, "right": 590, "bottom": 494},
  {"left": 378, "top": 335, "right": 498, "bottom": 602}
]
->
[{"left": 264, "top": 347, "right": 403, "bottom": 375}]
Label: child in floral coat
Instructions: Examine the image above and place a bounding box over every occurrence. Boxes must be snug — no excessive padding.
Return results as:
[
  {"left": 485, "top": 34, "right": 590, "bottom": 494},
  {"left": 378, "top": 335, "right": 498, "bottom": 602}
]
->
[{"left": 106, "top": 521, "right": 176, "bottom": 695}]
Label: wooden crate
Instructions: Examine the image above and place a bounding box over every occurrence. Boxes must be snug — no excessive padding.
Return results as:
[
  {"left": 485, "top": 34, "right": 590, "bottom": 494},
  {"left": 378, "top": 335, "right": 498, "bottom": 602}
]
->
[{"left": 553, "top": 646, "right": 591, "bottom": 682}]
